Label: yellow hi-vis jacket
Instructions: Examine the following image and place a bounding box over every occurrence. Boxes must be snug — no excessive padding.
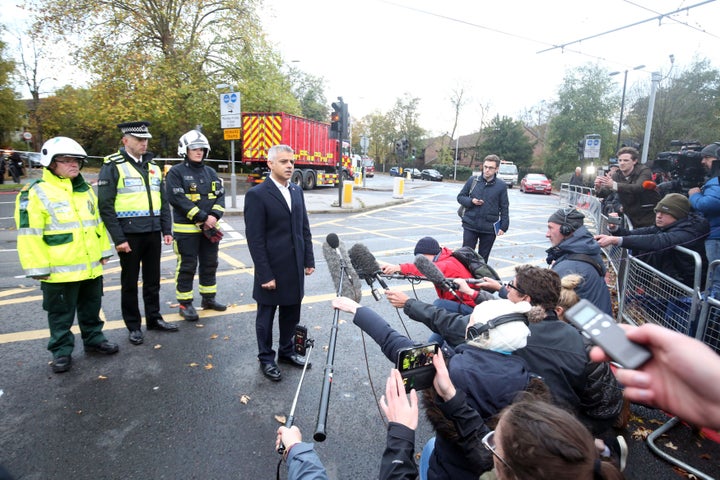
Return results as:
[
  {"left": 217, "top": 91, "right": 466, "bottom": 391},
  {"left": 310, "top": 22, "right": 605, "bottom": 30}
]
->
[{"left": 15, "top": 169, "right": 113, "bottom": 282}]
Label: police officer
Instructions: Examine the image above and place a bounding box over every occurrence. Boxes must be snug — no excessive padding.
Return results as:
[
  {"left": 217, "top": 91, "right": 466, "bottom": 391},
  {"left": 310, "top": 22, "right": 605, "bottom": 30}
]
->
[
  {"left": 98, "top": 121, "right": 177, "bottom": 346},
  {"left": 165, "top": 130, "right": 226, "bottom": 320},
  {"left": 15, "top": 137, "right": 119, "bottom": 373}
]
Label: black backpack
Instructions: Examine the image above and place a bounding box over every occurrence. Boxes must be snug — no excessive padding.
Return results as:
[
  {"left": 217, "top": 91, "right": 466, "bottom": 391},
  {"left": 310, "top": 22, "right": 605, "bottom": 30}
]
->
[{"left": 451, "top": 246, "right": 501, "bottom": 281}]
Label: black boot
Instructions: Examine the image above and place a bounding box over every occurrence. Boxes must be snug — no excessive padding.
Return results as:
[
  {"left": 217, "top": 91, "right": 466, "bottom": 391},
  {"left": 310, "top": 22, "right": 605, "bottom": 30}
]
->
[
  {"left": 201, "top": 296, "right": 227, "bottom": 311},
  {"left": 179, "top": 302, "right": 199, "bottom": 321}
]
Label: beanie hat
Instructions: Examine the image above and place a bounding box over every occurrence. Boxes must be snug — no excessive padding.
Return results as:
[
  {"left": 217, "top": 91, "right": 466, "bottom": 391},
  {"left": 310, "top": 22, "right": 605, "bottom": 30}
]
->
[
  {"left": 700, "top": 142, "right": 720, "bottom": 159},
  {"left": 466, "top": 299, "right": 531, "bottom": 352},
  {"left": 548, "top": 208, "right": 585, "bottom": 231},
  {"left": 414, "top": 237, "right": 441, "bottom": 256},
  {"left": 654, "top": 193, "right": 690, "bottom": 219}
]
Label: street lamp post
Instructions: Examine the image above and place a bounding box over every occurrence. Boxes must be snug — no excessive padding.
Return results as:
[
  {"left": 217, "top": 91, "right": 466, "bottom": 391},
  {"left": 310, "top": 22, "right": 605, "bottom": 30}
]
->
[{"left": 609, "top": 64, "right": 645, "bottom": 153}]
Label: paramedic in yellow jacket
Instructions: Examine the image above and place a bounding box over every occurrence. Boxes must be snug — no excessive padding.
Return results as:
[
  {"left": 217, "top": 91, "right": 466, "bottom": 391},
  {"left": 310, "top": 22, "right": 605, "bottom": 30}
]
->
[{"left": 15, "top": 137, "right": 119, "bottom": 374}]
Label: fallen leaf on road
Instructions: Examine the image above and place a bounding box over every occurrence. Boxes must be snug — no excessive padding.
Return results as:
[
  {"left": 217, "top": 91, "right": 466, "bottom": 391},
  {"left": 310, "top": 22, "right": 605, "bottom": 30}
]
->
[
  {"left": 97, "top": 375, "right": 107, "bottom": 380},
  {"left": 275, "top": 415, "right": 286, "bottom": 424},
  {"left": 188, "top": 362, "right": 199, "bottom": 367},
  {"left": 204, "top": 363, "right": 214, "bottom": 370},
  {"left": 239, "top": 395, "right": 250, "bottom": 404}
]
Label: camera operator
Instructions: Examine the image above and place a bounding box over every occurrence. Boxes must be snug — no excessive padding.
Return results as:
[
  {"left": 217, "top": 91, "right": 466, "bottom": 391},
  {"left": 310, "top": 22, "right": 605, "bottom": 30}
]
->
[
  {"left": 275, "top": 426, "right": 329, "bottom": 480},
  {"left": 688, "top": 142, "right": 720, "bottom": 298},
  {"left": 595, "top": 147, "right": 660, "bottom": 227}
]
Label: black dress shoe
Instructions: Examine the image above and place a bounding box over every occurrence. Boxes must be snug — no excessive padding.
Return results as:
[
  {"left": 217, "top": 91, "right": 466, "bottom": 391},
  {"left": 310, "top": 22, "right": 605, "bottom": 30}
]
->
[
  {"left": 201, "top": 297, "right": 227, "bottom": 311},
  {"left": 129, "top": 330, "right": 144, "bottom": 345},
  {"left": 260, "top": 362, "right": 282, "bottom": 381},
  {"left": 278, "top": 354, "right": 311, "bottom": 369},
  {"left": 147, "top": 319, "right": 179, "bottom": 331},
  {"left": 85, "top": 340, "right": 119, "bottom": 355},
  {"left": 52, "top": 355, "right": 72, "bottom": 373}
]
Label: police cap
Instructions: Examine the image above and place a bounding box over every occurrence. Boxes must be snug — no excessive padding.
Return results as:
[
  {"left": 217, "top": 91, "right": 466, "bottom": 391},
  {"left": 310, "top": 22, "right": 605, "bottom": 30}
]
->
[{"left": 117, "top": 121, "right": 152, "bottom": 139}]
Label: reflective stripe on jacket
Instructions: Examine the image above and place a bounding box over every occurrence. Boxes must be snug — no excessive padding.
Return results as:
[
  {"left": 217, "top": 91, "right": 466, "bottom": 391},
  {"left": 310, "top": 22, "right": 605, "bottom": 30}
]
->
[
  {"left": 15, "top": 170, "right": 112, "bottom": 282},
  {"left": 110, "top": 156, "right": 163, "bottom": 218}
]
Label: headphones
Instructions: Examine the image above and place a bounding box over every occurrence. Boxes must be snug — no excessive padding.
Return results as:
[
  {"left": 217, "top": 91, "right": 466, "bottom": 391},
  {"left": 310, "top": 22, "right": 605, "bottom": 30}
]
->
[
  {"left": 559, "top": 207, "right": 579, "bottom": 236},
  {"left": 466, "top": 313, "right": 528, "bottom": 341}
]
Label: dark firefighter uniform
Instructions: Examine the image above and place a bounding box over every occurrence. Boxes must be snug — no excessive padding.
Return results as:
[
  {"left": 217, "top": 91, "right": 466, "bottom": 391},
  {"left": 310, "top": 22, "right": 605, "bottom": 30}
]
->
[{"left": 165, "top": 158, "right": 225, "bottom": 311}]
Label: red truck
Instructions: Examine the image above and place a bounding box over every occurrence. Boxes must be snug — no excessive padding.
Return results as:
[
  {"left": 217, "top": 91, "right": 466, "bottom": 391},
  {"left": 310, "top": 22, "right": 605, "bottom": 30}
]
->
[{"left": 242, "top": 112, "right": 353, "bottom": 189}]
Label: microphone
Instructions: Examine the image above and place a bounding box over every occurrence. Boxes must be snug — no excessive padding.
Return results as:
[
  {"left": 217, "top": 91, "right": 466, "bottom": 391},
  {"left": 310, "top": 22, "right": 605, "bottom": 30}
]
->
[
  {"left": 323, "top": 233, "right": 362, "bottom": 303},
  {"left": 414, "top": 254, "right": 463, "bottom": 302},
  {"left": 348, "top": 243, "right": 389, "bottom": 301}
]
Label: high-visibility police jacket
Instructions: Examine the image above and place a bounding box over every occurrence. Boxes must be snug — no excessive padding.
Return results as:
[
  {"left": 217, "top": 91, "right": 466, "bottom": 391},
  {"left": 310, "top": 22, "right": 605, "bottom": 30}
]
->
[
  {"left": 97, "top": 148, "right": 171, "bottom": 245},
  {"left": 15, "top": 169, "right": 113, "bottom": 282},
  {"left": 165, "top": 159, "right": 225, "bottom": 234}
]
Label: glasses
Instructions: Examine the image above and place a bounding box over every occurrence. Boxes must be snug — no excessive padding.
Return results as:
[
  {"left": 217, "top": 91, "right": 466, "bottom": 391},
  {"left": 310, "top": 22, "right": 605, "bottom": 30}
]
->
[
  {"left": 506, "top": 280, "right": 527, "bottom": 296},
  {"left": 482, "top": 430, "right": 512, "bottom": 471}
]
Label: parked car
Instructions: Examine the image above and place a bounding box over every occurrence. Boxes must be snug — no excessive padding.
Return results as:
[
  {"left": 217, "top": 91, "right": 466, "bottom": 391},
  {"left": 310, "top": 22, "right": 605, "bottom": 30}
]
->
[
  {"left": 27, "top": 152, "right": 42, "bottom": 168},
  {"left": 520, "top": 173, "right": 552, "bottom": 194},
  {"left": 406, "top": 168, "right": 422, "bottom": 179},
  {"left": 389, "top": 166, "right": 402, "bottom": 176},
  {"left": 498, "top": 161, "right": 518, "bottom": 187},
  {"left": 421, "top": 169, "right": 443, "bottom": 181}
]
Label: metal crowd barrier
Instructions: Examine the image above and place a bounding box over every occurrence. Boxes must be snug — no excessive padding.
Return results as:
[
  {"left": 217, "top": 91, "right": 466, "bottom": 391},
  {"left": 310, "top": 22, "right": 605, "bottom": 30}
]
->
[{"left": 559, "top": 183, "right": 717, "bottom": 479}]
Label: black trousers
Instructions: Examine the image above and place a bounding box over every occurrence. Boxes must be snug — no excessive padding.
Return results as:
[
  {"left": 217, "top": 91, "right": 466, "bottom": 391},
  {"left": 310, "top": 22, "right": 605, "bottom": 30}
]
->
[
  {"left": 255, "top": 303, "right": 301, "bottom": 364},
  {"left": 173, "top": 233, "right": 219, "bottom": 302},
  {"left": 462, "top": 229, "right": 496, "bottom": 263},
  {"left": 118, "top": 232, "right": 162, "bottom": 330}
]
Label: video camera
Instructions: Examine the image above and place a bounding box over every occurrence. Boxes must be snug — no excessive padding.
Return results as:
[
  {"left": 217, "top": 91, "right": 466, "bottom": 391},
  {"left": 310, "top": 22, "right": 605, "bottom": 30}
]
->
[{"left": 652, "top": 140, "right": 707, "bottom": 195}]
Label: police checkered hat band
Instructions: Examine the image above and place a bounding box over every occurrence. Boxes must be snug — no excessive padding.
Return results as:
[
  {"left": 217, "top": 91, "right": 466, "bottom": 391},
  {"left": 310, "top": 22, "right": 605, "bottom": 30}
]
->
[{"left": 117, "top": 121, "right": 152, "bottom": 139}]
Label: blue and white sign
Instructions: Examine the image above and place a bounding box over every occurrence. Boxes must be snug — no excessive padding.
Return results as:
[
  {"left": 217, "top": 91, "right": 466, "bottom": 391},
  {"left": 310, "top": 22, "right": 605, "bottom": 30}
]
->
[
  {"left": 220, "top": 92, "right": 241, "bottom": 129},
  {"left": 584, "top": 137, "right": 601, "bottom": 159}
]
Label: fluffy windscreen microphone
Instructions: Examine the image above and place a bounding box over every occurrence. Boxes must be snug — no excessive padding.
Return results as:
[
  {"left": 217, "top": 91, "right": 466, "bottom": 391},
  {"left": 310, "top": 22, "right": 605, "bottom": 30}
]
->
[
  {"left": 323, "top": 234, "right": 362, "bottom": 303},
  {"left": 348, "top": 243, "right": 389, "bottom": 301},
  {"left": 414, "top": 254, "right": 461, "bottom": 297}
]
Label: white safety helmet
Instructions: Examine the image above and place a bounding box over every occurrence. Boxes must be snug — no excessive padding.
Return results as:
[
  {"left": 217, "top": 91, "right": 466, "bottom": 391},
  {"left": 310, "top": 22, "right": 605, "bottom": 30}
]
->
[
  {"left": 178, "top": 130, "right": 211, "bottom": 159},
  {"left": 40, "top": 137, "right": 87, "bottom": 168}
]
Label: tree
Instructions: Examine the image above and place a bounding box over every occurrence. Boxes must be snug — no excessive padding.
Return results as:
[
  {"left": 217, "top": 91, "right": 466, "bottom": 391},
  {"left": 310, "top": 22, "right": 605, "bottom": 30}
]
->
[
  {"left": 27, "top": 0, "right": 299, "bottom": 157},
  {"left": 544, "top": 64, "right": 617, "bottom": 179},
  {"left": 0, "top": 34, "right": 23, "bottom": 147},
  {"left": 388, "top": 94, "right": 426, "bottom": 166},
  {"left": 355, "top": 111, "right": 395, "bottom": 169},
  {"left": 287, "top": 67, "right": 327, "bottom": 121},
  {"left": 625, "top": 58, "right": 720, "bottom": 161},
  {"left": 479, "top": 115, "right": 535, "bottom": 172}
]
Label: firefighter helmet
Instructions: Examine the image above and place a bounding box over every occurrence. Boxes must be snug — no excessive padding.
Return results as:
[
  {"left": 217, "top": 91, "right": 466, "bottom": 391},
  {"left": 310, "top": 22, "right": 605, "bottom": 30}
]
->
[
  {"left": 40, "top": 137, "right": 87, "bottom": 168},
  {"left": 178, "top": 130, "right": 211, "bottom": 159}
]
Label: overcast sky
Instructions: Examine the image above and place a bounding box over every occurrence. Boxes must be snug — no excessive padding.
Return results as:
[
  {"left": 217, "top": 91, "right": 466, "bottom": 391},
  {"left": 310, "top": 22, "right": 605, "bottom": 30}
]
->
[
  {"left": 262, "top": 0, "right": 720, "bottom": 135},
  {"left": 3, "top": 0, "right": 720, "bottom": 137}
]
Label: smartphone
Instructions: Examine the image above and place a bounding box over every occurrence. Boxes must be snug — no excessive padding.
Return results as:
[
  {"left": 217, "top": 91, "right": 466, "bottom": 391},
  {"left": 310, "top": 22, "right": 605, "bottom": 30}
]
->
[
  {"left": 293, "top": 325, "right": 308, "bottom": 356},
  {"left": 396, "top": 343, "right": 439, "bottom": 393},
  {"left": 565, "top": 299, "right": 651, "bottom": 369}
]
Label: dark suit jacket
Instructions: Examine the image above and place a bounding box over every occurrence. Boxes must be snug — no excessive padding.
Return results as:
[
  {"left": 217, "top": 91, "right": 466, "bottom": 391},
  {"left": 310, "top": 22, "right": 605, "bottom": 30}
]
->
[{"left": 244, "top": 177, "right": 315, "bottom": 306}]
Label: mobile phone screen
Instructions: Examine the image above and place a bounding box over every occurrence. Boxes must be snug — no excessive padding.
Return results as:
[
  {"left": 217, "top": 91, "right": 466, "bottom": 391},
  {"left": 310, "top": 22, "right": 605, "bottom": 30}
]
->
[{"left": 396, "top": 343, "right": 439, "bottom": 393}]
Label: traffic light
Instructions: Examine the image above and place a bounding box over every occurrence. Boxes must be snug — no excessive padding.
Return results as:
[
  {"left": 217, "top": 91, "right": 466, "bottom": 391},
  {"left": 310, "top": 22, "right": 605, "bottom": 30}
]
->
[
  {"left": 330, "top": 97, "right": 349, "bottom": 140},
  {"left": 330, "top": 102, "right": 342, "bottom": 139},
  {"left": 576, "top": 141, "right": 584, "bottom": 157}
]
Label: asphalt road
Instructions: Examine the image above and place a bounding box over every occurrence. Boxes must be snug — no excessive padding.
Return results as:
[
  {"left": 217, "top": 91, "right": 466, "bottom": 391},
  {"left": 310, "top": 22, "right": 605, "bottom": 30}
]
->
[{"left": 0, "top": 176, "right": 718, "bottom": 479}]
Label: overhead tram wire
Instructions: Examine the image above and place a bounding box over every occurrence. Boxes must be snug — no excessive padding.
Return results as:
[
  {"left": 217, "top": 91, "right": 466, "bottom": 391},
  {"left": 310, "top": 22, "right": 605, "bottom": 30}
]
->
[
  {"left": 537, "top": 0, "right": 717, "bottom": 54},
  {"left": 624, "top": 0, "right": 720, "bottom": 40}
]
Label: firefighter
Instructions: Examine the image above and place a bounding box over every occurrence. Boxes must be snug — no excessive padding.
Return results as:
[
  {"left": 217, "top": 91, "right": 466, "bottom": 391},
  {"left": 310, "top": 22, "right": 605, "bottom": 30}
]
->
[
  {"left": 98, "top": 121, "right": 177, "bottom": 346},
  {"left": 15, "top": 137, "right": 119, "bottom": 373},
  {"left": 165, "top": 130, "right": 226, "bottom": 321}
]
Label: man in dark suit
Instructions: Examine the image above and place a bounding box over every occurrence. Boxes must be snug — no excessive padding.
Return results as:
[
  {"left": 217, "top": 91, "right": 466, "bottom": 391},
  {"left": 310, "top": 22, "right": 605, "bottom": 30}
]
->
[{"left": 244, "top": 145, "right": 315, "bottom": 381}]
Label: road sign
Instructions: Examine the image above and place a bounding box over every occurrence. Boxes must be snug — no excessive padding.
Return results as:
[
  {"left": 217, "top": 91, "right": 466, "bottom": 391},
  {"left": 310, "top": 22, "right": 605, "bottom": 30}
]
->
[
  {"left": 219, "top": 92, "right": 241, "bottom": 129},
  {"left": 584, "top": 136, "right": 601, "bottom": 159},
  {"left": 223, "top": 128, "right": 241, "bottom": 141},
  {"left": 22, "top": 132, "right": 32, "bottom": 141},
  {"left": 360, "top": 135, "right": 369, "bottom": 154}
]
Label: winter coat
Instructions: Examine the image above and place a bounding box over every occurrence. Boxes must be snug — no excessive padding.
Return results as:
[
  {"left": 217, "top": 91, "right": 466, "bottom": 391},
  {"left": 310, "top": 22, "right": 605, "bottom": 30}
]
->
[
  {"left": 613, "top": 212, "right": 709, "bottom": 288},
  {"left": 457, "top": 174, "right": 509, "bottom": 234},
  {"left": 596, "top": 163, "right": 660, "bottom": 227},
  {"left": 353, "top": 306, "right": 530, "bottom": 480},
  {"left": 546, "top": 226, "right": 613, "bottom": 315},
  {"left": 244, "top": 177, "right": 315, "bottom": 306},
  {"left": 165, "top": 159, "right": 225, "bottom": 233},
  {"left": 285, "top": 442, "right": 329, "bottom": 480},
  {"left": 689, "top": 176, "right": 720, "bottom": 240},
  {"left": 398, "top": 247, "right": 476, "bottom": 307}
]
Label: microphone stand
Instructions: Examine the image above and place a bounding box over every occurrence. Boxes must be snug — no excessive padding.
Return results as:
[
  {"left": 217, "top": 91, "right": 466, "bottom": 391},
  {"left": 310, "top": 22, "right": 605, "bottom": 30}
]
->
[{"left": 314, "top": 252, "right": 350, "bottom": 442}]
